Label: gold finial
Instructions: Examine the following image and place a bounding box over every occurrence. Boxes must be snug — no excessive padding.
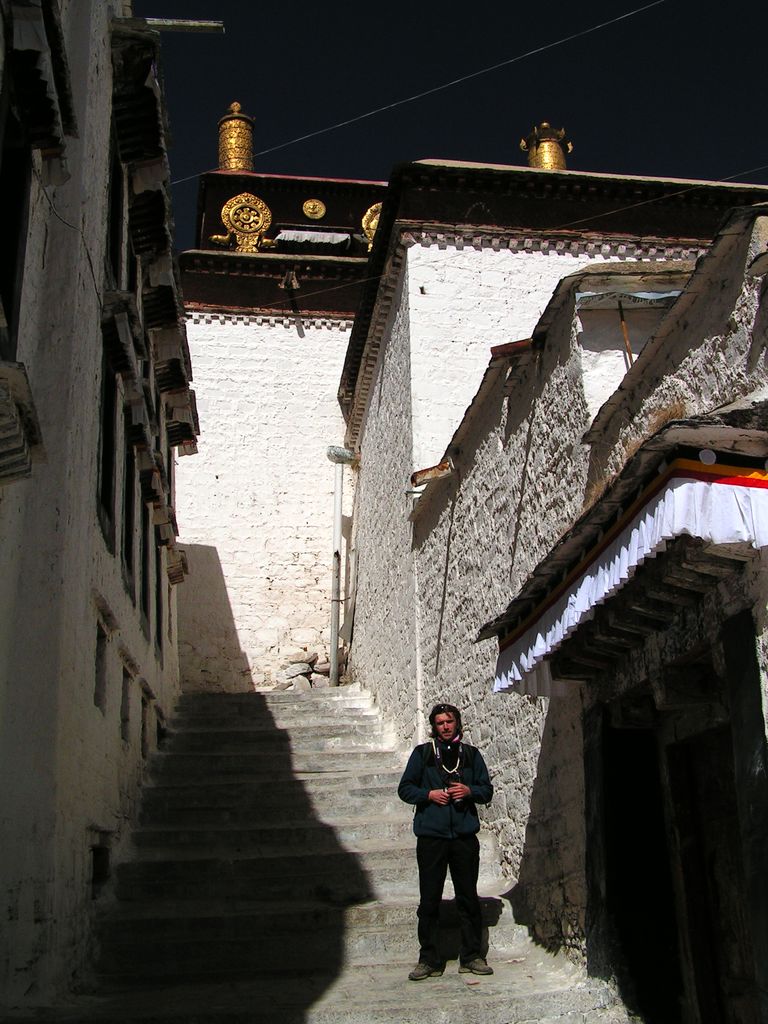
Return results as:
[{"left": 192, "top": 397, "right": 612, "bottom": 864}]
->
[
  {"left": 520, "top": 122, "right": 573, "bottom": 170},
  {"left": 218, "top": 101, "right": 254, "bottom": 172}
]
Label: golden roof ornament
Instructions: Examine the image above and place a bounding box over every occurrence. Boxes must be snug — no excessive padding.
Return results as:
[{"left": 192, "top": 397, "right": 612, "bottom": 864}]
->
[
  {"left": 303, "top": 198, "right": 326, "bottom": 220},
  {"left": 362, "top": 202, "right": 382, "bottom": 251},
  {"left": 520, "top": 122, "right": 573, "bottom": 170},
  {"left": 218, "top": 101, "right": 254, "bottom": 172},
  {"left": 210, "top": 192, "right": 276, "bottom": 252}
]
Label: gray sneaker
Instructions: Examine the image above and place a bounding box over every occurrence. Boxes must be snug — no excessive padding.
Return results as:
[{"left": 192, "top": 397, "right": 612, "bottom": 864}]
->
[
  {"left": 408, "top": 962, "right": 444, "bottom": 981},
  {"left": 459, "top": 958, "right": 493, "bottom": 975}
]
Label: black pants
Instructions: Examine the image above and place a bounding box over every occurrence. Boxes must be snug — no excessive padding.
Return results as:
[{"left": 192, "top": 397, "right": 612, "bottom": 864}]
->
[{"left": 416, "top": 833, "right": 483, "bottom": 967}]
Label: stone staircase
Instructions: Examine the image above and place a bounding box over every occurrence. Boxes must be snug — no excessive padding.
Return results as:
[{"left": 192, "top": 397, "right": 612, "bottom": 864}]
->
[{"left": 54, "top": 685, "right": 627, "bottom": 1023}]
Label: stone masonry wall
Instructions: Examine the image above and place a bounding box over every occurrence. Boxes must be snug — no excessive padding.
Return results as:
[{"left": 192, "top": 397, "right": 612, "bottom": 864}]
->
[
  {"left": 406, "top": 245, "right": 618, "bottom": 472},
  {"left": 347, "top": 273, "right": 420, "bottom": 745},
  {"left": 350, "top": 243, "right": 623, "bottom": 783},
  {"left": 506, "top": 217, "right": 768, "bottom": 961},
  {"left": 0, "top": 1, "right": 182, "bottom": 1004},
  {"left": 593, "top": 217, "right": 768, "bottom": 481},
  {"left": 411, "top": 295, "right": 592, "bottom": 887},
  {"left": 176, "top": 314, "right": 352, "bottom": 690},
  {"left": 348, "top": 238, "right": 704, "bottom": 963}
]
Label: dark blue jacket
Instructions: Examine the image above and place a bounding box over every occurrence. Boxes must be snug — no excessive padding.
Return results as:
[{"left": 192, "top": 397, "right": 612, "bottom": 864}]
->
[{"left": 397, "top": 742, "right": 493, "bottom": 838}]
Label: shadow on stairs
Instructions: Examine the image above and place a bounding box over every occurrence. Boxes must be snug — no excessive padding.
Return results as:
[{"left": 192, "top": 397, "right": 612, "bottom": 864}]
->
[{"left": 9, "top": 686, "right": 628, "bottom": 1024}]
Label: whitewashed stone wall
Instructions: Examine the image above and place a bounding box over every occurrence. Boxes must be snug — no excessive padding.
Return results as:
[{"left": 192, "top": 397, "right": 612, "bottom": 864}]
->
[
  {"left": 349, "top": 250, "right": 597, "bottom": 948},
  {"left": 0, "top": 3, "right": 182, "bottom": 1004},
  {"left": 349, "top": 241, "right": 637, "bottom": 751},
  {"left": 347, "top": 234, "right": 729, "bottom": 961},
  {"left": 348, "top": 273, "right": 420, "bottom": 743},
  {"left": 176, "top": 314, "right": 352, "bottom": 689},
  {"left": 407, "top": 245, "right": 619, "bottom": 471},
  {"left": 410, "top": 296, "right": 592, "bottom": 872},
  {"left": 595, "top": 217, "right": 768, "bottom": 479},
  {"left": 577, "top": 306, "right": 663, "bottom": 421}
]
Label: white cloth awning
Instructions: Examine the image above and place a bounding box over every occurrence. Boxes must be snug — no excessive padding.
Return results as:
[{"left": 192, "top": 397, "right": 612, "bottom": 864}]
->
[
  {"left": 275, "top": 230, "right": 351, "bottom": 247},
  {"left": 494, "top": 465, "right": 768, "bottom": 697}
]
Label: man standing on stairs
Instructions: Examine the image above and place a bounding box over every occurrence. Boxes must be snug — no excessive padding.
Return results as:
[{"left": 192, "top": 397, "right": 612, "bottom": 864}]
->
[{"left": 398, "top": 703, "right": 494, "bottom": 981}]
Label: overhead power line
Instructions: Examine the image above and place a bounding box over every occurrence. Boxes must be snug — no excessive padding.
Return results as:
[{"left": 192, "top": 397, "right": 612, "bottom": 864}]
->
[{"left": 170, "top": 0, "right": 666, "bottom": 187}]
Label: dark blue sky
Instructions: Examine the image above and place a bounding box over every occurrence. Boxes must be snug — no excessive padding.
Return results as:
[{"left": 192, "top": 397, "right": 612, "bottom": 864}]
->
[{"left": 133, "top": 0, "right": 768, "bottom": 251}]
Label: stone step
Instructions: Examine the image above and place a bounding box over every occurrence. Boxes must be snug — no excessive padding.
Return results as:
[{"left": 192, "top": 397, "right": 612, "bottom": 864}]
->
[
  {"left": 39, "top": 684, "right": 632, "bottom": 1024},
  {"left": 98, "top": 929, "right": 524, "bottom": 982},
  {"left": 127, "top": 830, "right": 505, "bottom": 865},
  {"left": 162, "top": 727, "right": 390, "bottom": 754},
  {"left": 98, "top": 898, "right": 527, "bottom": 978},
  {"left": 71, "top": 684, "right": 623, "bottom": 1024},
  {"left": 139, "top": 787, "right": 404, "bottom": 826},
  {"left": 140, "top": 774, "right": 403, "bottom": 815},
  {"left": 131, "top": 816, "right": 419, "bottom": 853},
  {"left": 147, "top": 751, "right": 401, "bottom": 780},
  {"left": 100, "top": 895, "right": 521, "bottom": 929},
  {"left": 115, "top": 843, "right": 508, "bottom": 903},
  {"left": 170, "top": 712, "right": 379, "bottom": 728},
  {"left": 171, "top": 711, "right": 383, "bottom": 729},
  {"left": 177, "top": 689, "right": 373, "bottom": 709},
  {"left": 48, "top": 958, "right": 623, "bottom": 1023},
  {"left": 141, "top": 770, "right": 404, "bottom": 803}
]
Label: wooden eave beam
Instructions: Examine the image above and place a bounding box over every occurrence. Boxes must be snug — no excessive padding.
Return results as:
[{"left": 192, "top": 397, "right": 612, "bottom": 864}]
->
[
  {"left": 605, "top": 611, "right": 658, "bottom": 638},
  {"left": 680, "top": 551, "right": 741, "bottom": 578},
  {"left": 659, "top": 566, "right": 713, "bottom": 594},
  {"left": 643, "top": 583, "right": 699, "bottom": 608},
  {"left": 143, "top": 19, "right": 225, "bottom": 33}
]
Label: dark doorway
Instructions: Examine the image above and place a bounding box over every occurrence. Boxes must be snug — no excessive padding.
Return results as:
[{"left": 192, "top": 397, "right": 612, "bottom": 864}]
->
[
  {"left": 666, "top": 726, "right": 759, "bottom": 1024},
  {"left": 603, "top": 719, "right": 683, "bottom": 1023}
]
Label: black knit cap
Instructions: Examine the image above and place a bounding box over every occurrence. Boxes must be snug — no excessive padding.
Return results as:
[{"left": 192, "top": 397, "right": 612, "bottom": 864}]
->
[{"left": 428, "top": 703, "right": 462, "bottom": 739}]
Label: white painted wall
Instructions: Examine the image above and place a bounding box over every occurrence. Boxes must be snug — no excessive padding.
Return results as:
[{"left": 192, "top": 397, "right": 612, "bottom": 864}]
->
[
  {"left": 176, "top": 314, "right": 352, "bottom": 689},
  {"left": 577, "top": 306, "right": 665, "bottom": 422},
  {"left": 406, "top": 245, "right": 618, "bottom": 471},
  {"left": 347, "top": 273, "right": 420, "bottom": 744},
  {"left": 348, "top": 223, "right": 767, "bottom": 959}
]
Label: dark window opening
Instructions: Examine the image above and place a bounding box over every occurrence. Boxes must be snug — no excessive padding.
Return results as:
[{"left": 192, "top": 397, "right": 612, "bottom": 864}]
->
[
  {"left": 106, "top": 142, "right": 125, "bottom": 289},
  {"left": 139, "top": 501, "right": 151, "bottom": 636},
  {"left": 122, "top": 409, "right": 135, "bottom": 593},
  {"left": 154, "top": 543, "right": 163, "bottom": 655},
  {"left": 97, "top": 351, "right": 118, "bottom": 551},
  {"left": 93, "top": 624, "right": 108, "bottom": 712},
  {"left": 90, "top": 842, "right": 111, "bottom": 900},
  {"left": 127, "top": 250, "right": 138, "bottom": 296},
  {"left": 156, "top": 712, "right": 167, "bottom": 749},
  {"left": 0, "top": 100, "right": 32, "bottom": 362},
  {"left": 120, "top": 668, "right": 131, "bottom": 742},
  {"left": 166, "top": 440, "right": 174, "bottom": 496},
  {"left": 141, "top": 694, "right": 150, "bottom": 759}
]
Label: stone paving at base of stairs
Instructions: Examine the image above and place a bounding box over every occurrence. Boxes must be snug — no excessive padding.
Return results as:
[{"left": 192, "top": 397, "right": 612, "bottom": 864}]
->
[{"left": 10, "top": 958, "right": 630, "bottom": 1024}]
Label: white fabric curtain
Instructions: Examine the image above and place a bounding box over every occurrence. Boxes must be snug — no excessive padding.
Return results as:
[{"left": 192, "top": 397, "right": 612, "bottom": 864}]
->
[{"left": 494, "top": 477, "right": 768, "bottom": 696}]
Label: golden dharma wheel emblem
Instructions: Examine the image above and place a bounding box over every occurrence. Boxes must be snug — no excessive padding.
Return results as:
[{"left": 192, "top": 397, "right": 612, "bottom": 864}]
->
[
  {"left": 302, "top": 198, "right": 326, "bottom": 220},
  {"left": 209, "top": 192, "right": 275, "bottom": 253},
  {"left": 362, "top": 202, "right": 382, "bottom": 251}
]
